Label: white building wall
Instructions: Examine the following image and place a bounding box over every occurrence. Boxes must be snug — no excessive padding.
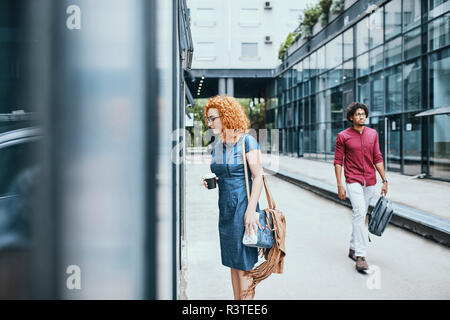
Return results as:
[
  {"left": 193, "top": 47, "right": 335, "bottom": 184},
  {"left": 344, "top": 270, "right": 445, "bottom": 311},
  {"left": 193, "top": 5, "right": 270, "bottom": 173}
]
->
[{"left": 187, "top": 0, "right": 310, "bottom": 69}]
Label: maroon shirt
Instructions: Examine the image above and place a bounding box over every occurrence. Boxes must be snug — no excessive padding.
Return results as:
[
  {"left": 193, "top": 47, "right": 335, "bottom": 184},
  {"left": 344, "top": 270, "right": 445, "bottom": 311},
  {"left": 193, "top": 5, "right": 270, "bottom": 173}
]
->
[{"left": 334, "top": 126, "right": 384, "bottom": 186}]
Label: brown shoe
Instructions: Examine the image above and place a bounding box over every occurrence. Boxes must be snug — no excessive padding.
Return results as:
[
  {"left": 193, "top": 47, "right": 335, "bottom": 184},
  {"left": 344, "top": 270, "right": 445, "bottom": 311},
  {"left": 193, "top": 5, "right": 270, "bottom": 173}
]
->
[
  {"left": 348, "top": 249, "right": 357, "bottom": 261},
  {"left": 356, "top": 256, "right": 369, "bottom": 271}
]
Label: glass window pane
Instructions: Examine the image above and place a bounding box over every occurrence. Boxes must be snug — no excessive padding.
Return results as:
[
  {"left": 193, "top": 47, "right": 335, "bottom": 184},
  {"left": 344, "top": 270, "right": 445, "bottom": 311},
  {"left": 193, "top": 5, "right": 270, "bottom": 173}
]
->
[
  {"left": 430, "top": 114, "right": 450, "bottom": 180},
  {"left": 385, "top": 0, "right": 402, "bottom": 39},
  {"left": 356, "top": 17, "right": 369, "bottom": 55},
  {"left": 342, "top": 81, "right": 355, "bottom": 116},
  {"left": 370, "top": 72, "right": 384, "bottom": 116},
  {"left": 319, "top": 71, "right": 328, "bottom": 92},
  {"left": 403, "top": 112, "right": 422, "bottom": 175},
  {"left": 317, "top": 46, "right": 326, "bottom": 74},
  {"left": 303, "top": 57, "right": 310, "bottom": 81},
  {"left": 369, "top": 7, "right": 383, "bottom": 48},
  {"left": 358, "top": 77, "right": 370, "bottom": 106},
  {"left": 330, "top": 86, "right": 343, "bottom": 122},
  {"left": 310, "top": 51, "right": 317, "bottom": 77},
  {"left": 329, "top": 67, "right": 342, "bottom": 87},
  {"left": 404, "top": 27, "right": 421, "bottom": 60},
  {"left": 370, "top": 46, "right": 384, "bottom": 72},
  {"left": 327, "top": 35, "right": 343, "bottom": 69},
  {"left": 385, "top": 36, "right": 402, "bottom": 67},
  {"left": 403, "top": 0, "right": 421, "bottom": 30},
  {"left": 430, "top": 47, "right": 450, "bottom": 109},
  {"left": 429, "top": 0, "right": 450, "bottom": 19},
  {"left": 429, "top": 13, "right": 450, "bottom": 51},
  {"left": 386, "top": 66, "right": 403, "bottom": 113},
  {"left": 357, "top": 53, "right": 369, "bottom": 77},
  {"left": 343, "top": 28, "right": 353, "bottom": 61},
  {"left": 404, "top": 59, "right": 422, "bottom": 111},
  {"left": 343, "top": 60, "right": 354, "bottom": 82},
  {"left": 311, "top": 94, "right": 317, "bottom": 124}
]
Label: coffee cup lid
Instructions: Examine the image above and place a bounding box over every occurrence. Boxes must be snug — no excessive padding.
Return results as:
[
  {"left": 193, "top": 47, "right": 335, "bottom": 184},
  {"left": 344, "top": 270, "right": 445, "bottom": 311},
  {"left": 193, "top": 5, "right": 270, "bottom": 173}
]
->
[{"left": 205, "top": 173, "right": 216, "bottom": 179}]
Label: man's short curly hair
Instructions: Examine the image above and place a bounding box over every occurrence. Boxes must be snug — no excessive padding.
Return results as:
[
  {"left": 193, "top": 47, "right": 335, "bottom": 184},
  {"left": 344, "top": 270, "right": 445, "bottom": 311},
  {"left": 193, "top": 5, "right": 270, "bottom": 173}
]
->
[
  {"left": 345, "top": 102, "right": 369, "bottom": 123},
  {"left": 204, "top": 95, "right": 250, "bottom": 141}
]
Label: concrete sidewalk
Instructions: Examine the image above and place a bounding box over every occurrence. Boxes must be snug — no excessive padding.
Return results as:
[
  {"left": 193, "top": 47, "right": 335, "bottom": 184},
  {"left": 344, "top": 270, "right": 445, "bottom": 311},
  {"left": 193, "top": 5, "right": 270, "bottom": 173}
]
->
[{"left": 264, "top": 155, "right": 450, "bottom": 246}]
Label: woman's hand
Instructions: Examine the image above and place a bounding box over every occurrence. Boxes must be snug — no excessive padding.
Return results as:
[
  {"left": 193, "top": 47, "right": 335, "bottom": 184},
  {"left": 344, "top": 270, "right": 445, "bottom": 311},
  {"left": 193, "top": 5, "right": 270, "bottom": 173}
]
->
[
  {"left": 337, "top": 185, "right": 346, "bottom": 200},
  {"left": 202, "top": 176, "right": 218, "bottom": 189},
  {"left": 244, "top": 210, "right": 262, "bottom": 237}
]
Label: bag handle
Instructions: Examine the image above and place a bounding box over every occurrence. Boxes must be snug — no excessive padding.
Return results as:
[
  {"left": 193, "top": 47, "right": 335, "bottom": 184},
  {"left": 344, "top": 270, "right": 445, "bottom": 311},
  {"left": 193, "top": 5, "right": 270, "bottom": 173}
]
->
[{"left": 242, "top": 135, "right": 276, "bottom": 210}]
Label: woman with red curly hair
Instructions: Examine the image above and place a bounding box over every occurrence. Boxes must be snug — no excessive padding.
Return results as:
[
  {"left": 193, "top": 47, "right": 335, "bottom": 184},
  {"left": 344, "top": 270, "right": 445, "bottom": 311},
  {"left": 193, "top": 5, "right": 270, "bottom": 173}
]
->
[{"left": 202, "top": 95, "right": 264, "bottom": 300}]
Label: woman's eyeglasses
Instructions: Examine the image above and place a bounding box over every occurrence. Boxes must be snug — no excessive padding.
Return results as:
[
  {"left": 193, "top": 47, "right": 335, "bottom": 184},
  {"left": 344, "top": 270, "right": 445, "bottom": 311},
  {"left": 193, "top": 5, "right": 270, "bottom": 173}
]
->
[{"left": 207, "top": 116, "right": 219, "bottom": 123}]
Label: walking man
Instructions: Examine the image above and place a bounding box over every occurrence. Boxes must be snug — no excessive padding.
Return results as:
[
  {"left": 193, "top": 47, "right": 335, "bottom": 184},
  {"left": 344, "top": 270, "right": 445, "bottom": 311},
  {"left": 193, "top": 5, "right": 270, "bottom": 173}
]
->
[{"left": 334, "top": 102, "right": 388, "bottom": 272}]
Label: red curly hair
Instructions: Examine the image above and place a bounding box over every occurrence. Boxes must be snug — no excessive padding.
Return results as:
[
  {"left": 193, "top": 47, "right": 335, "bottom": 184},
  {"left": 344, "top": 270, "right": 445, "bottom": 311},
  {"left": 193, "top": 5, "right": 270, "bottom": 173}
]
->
[{"left": 204, "top": 95, "right": 250, "bottom": 142}]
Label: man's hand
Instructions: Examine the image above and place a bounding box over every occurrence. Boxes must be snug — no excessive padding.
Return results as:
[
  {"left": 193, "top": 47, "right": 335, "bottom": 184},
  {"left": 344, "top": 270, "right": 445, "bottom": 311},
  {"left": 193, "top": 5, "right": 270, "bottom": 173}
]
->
[
  {"left": 337, "top": 185, "right": 346, "bottom": 200},
  {"left": 381, "top": 182, "right": 388, "bottom": 196}
]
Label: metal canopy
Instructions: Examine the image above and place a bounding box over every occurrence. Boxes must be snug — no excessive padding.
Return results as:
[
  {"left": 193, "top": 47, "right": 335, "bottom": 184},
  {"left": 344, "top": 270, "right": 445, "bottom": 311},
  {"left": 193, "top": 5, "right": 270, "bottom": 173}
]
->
[{"left": 415, "top": 107, "right": 450, "bottom": 117}]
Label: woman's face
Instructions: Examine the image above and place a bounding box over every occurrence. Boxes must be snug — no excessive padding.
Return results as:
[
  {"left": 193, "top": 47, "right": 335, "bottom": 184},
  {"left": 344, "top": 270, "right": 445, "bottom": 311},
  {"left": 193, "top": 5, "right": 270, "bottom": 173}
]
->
[{"left": 207, "top": 108, "right": 222, "bottom": 135}]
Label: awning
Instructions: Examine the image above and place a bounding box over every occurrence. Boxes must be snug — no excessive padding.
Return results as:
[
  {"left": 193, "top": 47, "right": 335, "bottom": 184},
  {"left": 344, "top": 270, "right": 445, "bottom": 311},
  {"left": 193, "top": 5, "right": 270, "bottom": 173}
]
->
[{"left": 415, "top": 106, "right": 450, "bottom": 117}]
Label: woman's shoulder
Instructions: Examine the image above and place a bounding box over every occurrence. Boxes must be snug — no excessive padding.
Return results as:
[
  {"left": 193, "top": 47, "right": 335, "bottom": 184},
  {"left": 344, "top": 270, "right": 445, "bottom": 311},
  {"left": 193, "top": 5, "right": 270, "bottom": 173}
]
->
[{"left": 244, "top": 134, "right": 259, "bottom": 151}]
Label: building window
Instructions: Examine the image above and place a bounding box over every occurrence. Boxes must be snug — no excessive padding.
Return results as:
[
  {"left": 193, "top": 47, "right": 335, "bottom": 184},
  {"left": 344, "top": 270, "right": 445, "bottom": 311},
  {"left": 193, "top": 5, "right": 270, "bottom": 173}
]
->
[
  {"left": 403, "top": 0, "right": 421, "bottom": 31},
  {"left": 240, "top": 8, "right": 260, "bottom": 27},
  {"left": 370, "top": 46, "right": 384, "bottom": 73},
  {"left": 357, "top": 52, "right": 369, "bottom": 77},
  {"left": 430, "top": 47, "right": 450, "bottom": 109},
  {"left": 385, "top": 0, "right": 402, "bottom": 40},
  {"left": 310, "top": 51, "right": 317, "bottom": 77},
  {"left": 343, "top": 60, "right": 354, "bottom": 82},
  {"left": 343, "top": 28, "right": 353, "bottom": 61},
  {"left": 356, "top": 17, "right": 370, "bottom": 55},
  {"left": 370, "top": 72, "right": 384, "bottom": 116},
  {"left": 404, "top": 27, "right": 421, "bottom": 60},
  {"left": 403, "top": 59, "right": 422, "bottom": 111},
  {"left": 357, "top": 77, "right": 370, "bottom": 106},
  {"left": 429, "top": 13, "right": 450, "bottom": 51},
  {"left": 386, "top": 65, "right": 403, "bottom": 113},
  {"left": 369, "top": 6, "right": 383, "bottom": 49},
  {"left": 195, "top": 8, "right": 216, "bottom": 27},
  {"left": 429, "top": 0, "right": 450, "bottom": 19},
  {"left": 429, "top": 114, "right": 450, "bottom": 180},
  {"left": 319, "top": 47, "right": 327, "bottom": 74},
  {"left": 327, "top": 35, "right": 343, "bottom": 69},
  {"left": 385, "top": 36, "right": 402, "bottom": 67},
  {"left": 195, "top": 42, "right": 215, "bottom": 60}
]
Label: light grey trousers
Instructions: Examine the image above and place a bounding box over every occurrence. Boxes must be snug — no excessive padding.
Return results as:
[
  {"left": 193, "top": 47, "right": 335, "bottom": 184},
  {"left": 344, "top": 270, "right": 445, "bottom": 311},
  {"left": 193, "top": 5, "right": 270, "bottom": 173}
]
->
[{"left": 346, "top": 182, "right": 375, "bottom": 257}]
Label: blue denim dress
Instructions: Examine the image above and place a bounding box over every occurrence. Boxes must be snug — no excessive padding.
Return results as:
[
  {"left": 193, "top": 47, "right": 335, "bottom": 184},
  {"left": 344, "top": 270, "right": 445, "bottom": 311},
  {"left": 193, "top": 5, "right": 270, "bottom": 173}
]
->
[{"left": 210, "top": 134, "right": 259, "bottom": 271}]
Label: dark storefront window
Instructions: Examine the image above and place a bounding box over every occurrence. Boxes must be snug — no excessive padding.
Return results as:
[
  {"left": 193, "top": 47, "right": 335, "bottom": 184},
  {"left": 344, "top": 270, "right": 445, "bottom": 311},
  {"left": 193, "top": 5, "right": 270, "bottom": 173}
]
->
[
  {"left": 403, "top": 112, "right": 422, "bottom": 175},
  {"left": 404, "top": 59, "right": 422, "bottom": 111},
  {"left": 370, "top": 72, "right": 384, "bottom": 116},
  {"left": 386, "top": 65, "right": 403, "bottom": 113},
  {"left": 429, "top": 114, "right": 450, "bottom": 180},
  {"left": 429, "top": 47, "right": 450, "bottom": 109}
]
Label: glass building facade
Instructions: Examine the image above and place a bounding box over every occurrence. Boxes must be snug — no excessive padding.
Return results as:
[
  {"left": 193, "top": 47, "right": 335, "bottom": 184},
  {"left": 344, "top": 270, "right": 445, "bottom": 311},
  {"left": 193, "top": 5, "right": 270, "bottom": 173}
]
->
[{"left": 267, "top": 0, "right": 450, "bottom": 181}]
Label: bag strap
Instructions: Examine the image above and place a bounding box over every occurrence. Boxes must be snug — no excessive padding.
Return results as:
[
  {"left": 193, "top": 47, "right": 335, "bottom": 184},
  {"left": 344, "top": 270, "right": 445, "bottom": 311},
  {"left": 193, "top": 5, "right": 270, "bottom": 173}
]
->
[{"left": 242, "top": 135, "right": 276, "bottom": 210}]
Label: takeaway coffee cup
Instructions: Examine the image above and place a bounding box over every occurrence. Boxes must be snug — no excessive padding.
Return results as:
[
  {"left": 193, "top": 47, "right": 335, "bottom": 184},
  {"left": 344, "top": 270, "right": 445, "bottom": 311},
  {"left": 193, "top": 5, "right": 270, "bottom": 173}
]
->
[{"left": 204, "top": 173, "right": 217, "bottom": 189}]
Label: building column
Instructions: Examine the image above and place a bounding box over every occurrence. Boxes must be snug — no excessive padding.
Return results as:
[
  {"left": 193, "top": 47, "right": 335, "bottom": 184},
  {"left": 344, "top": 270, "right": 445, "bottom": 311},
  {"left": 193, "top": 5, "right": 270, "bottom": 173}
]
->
[
  {"left": 218, "top": 78, "right": 226, "bottom": 96},
  {"left": 226, "top": 78, "right": 234, "bottom": 97}
]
